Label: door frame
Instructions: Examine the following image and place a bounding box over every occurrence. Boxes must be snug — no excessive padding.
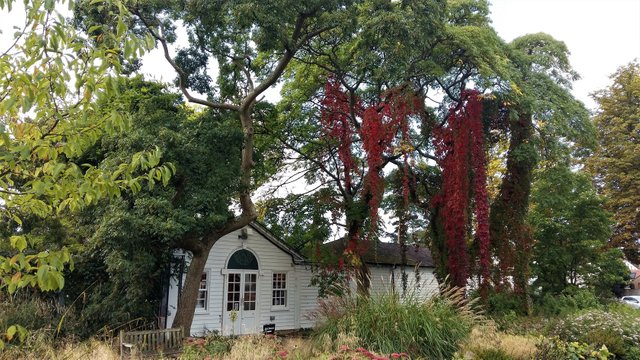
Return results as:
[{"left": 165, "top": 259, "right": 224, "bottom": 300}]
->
[{"left": 221, "top": 248, "right": 261, "bottom": 335}]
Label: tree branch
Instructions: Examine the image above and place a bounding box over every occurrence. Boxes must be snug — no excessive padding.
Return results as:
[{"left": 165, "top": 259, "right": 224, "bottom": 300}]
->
[{"left": 133, "top": 10, "right": 239, "bottom": 111}]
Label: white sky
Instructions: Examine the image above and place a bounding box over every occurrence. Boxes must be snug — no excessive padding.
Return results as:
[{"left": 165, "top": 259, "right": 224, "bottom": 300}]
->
[{"left": 490, "top": 0, "right": 640, "bottom": 111}]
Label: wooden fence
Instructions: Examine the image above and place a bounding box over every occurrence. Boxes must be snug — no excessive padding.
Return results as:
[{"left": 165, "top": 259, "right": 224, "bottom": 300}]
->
[{"left": 119, "top": 327, "right": 183, "bottom": 359}]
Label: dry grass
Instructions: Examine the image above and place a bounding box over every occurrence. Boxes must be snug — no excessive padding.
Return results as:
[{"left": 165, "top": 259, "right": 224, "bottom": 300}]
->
[
  {"left": 0, "top": 338, "right": 119, "bottom": 360},
  {"left": 314, "top": 331, "right": 360, "bottom": 355},
  {"left": 458, "top": 324, "right": 539, "bottom": 360},
  {"left": 214, "top": 335, "right": 280, "bottom": 360},
  {"left": 211, "top": 335, "right": 319, "bottom": 360}
]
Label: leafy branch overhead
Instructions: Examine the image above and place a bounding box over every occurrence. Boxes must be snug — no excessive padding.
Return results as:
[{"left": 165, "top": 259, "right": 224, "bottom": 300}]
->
[{"left": 0, "top": 0, "right": 173, "bottom": 295}]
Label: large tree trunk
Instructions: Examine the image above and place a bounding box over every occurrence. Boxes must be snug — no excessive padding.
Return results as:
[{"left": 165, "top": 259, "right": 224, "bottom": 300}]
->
[
  {"left": 171, "top": 244, "right": 211, "bottom": 335},
  {"left": 428, "top": 205, "right": 448, "bottom": 283},
  {"left": 489, "top": 113, "right": 535, "bottom": 314},
  {"left": 344, "top": 215, "right": 371, "bottom": 297}
]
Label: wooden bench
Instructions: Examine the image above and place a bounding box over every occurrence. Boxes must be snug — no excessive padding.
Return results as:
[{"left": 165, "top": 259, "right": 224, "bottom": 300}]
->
[{"left": 119, "top": 327, "right": 183, "bottom": 359}]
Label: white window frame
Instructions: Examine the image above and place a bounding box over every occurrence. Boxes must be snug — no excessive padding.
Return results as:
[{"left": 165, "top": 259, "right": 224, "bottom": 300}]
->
[
  {"left": 196, "top": 271, "right": 209, "bottom": 312},
  {"left": 271, "top": 272, "right": 288, "bottom": 310}
]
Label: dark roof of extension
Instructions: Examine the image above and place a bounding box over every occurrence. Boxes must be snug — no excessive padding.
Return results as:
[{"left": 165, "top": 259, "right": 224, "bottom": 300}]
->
[{"left": 323, "top": 239, "right": 435, "bottom": 268}]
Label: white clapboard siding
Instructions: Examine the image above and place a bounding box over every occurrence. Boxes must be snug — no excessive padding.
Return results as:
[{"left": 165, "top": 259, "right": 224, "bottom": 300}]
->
[
  {"left": 367, "top": 266, "right": 439, "bottom": 301},
  {"left": 165, "top": 225, "right": 437, "bottom": 336},
  {"left": 295, "top": 265, "right": 320, "bottom": 329},
  {"left": 167, "top": 226, "right": 319, "bottom": 336}
]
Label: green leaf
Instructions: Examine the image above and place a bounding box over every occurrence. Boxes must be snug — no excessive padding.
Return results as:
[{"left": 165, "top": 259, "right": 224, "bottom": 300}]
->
[
  {"left": 9, "top": 236, "right": 27, "bottom": 252},
  {"left": 6, "top": 325, "right": 16, "bottom": 341}
]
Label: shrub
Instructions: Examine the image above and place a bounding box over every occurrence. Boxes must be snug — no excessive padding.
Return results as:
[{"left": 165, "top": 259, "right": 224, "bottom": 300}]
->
[
  {"left": 0, "top": 298, "right": 57, "bottom": 332},
  {"left": 550, "top": 306, "right": 640, "bottom": 359},
  {"left": 313, "top": 286, "right": 477, "bottom": 359},
  {"left": 535, "top": 288, "right": 602, "bottom": 316},
  {"left": 534, "top": 336, "right": 613, "bottom": 360},
  {"left": 487, "top": 291, "right": 526, "bottom": 316},
  {"left": 180, "top": 332, "right": 232, "bottom": 360}
]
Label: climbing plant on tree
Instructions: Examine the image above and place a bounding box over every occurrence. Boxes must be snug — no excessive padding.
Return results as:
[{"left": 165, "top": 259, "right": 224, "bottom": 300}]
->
[
  {"left": 319, "top": 77, "right": 422, "bottom": 293},
  {"left": 259, "top": 0, "right": 509, "bottom": 295},
  {"left": 487, "top": 33, "right": 594, "bottom": 312},
  {"left": 432, "top": 90, "right": 490, "bottom": 291}
]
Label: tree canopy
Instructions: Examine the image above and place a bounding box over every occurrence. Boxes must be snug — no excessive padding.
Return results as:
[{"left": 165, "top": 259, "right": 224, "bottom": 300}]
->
[
  {"left": 0, "top": 0, "right": 171, "bottom": 299},
  {"left": 588, "top": 62, "right": 640, "bottom": 263},
  {"left": 529, "top": 164, "right": 626, "bottom": 296}
]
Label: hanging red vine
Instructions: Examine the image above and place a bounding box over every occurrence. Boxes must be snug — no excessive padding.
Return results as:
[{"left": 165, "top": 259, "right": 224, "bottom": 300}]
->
[
  {"left": 320, "top": 76, "right": 362, "bottom": 191},
  {"left": 432, "top": 90, "right": 490, "bottom": 290},
  {"left": 468, "top": 92, "right": 491, "bottom": 295},
  {"left": 320, "top": 78, "right": 420, "bottom": 263},
  {"left": 360, "top": 89, "right": 417, "bottom": 226}
]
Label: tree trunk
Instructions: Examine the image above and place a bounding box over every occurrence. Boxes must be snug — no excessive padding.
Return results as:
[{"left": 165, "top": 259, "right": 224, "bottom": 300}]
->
[
  {"left": 171, "top": 245, "right": 210, "bottom": 335},
  {"left": 428, "top": 205, "right": 448, "bottom": 283},
  {"left": 344, "top": 214, "right": 371, "bottom": 297},
  {"left": 489, "top": 113, "right": 535, "bottom": 314}
]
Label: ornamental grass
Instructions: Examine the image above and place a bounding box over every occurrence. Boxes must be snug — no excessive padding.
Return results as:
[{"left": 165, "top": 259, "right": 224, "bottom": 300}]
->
[{"left": 313, "top": 284, "right": 479, "bottom": 359}]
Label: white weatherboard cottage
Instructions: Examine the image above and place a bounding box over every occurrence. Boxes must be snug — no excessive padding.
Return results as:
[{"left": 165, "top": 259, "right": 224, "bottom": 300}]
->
[{"left": 163, "top": 222, "right": 438, "bottom": 336}]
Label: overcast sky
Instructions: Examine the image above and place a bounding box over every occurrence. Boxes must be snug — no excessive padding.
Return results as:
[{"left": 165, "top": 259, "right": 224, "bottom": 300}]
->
[{"left": 490, "top": 0, "right": 640, "bottom": 111}]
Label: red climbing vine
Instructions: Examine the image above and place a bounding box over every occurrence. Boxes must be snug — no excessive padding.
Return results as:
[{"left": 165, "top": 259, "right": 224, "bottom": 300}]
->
[
  {"left": 432, "top": 90, "right": 490, "bottom": 290},
  {"left": 320, "top": 77, "right": 420, "bottom": 263},
  {"left": 468, "top": 93, "right": 491, "bottom": 295},
  {"left": 320, "top": 76, "right": 362, "bottom": 192}
]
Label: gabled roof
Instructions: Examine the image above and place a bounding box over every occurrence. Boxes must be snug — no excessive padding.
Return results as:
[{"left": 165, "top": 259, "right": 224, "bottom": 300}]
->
[
  {"left": 323, "top": 239, "right": 434, "bottom": 268},
  {"left": 248, "top": 222, "right": 434, "bottom": 268},
  {"left": 249, "top": 222, "right": 307, "bottom": 264}
]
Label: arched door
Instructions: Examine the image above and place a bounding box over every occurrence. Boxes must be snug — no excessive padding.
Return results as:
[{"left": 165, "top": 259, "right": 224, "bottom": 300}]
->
[{"left": 223, "top": 249, "right": 259, "bottom": 335}]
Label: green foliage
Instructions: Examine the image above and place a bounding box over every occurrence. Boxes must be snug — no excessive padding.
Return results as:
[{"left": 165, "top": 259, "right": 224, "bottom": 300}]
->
[
  {"left": 487, "top": 291, "right": 527, "bottom": 316},
  {"left": 535, "top": 288, "right": 602, "bottom": 317},
  {"left": 313, "top": 288, "right": 477, "bottom": 359},
  {"left": 529, "top": 164, "right": 625, "bottom": 296},
  {"left": 0, "top": 324, "right": 28, "bottom": 351},
  {"left": 535, "top": 337, "right": 614, "bottom": 360},
  {"left": 507, "top": 33, "right": 593, "bottom": 153},
  {"left": 587, "top": 61, "right": 640, "bottom": 263},
  {"left": 59, "top": 77, "right": 244, "bottom": 337},
  {"left": 550, "top": 306, "right": 640, "bottom": 359},
  {"left": 0, "top": 0, "right": 168, "bottom": 300},
  {"left": 180, "top": 332, "right": 232, "bottom": 360},
  {"left": 258, "top": 190, "right": 334, "bottom": 254}
]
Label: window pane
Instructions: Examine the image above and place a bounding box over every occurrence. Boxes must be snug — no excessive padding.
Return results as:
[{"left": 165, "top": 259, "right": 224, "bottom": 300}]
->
[
  {"left": 227, "top": 273, "right": 242, "bottom": 312},
  {"left": 272, "top": 273, "right": 287, "bottom": 307},
  {"left": 197, "top": 272, "right": 208, "bottom": 309},
  {"left": 228, "top": 250, "right": 259, "bottom": 270}
]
